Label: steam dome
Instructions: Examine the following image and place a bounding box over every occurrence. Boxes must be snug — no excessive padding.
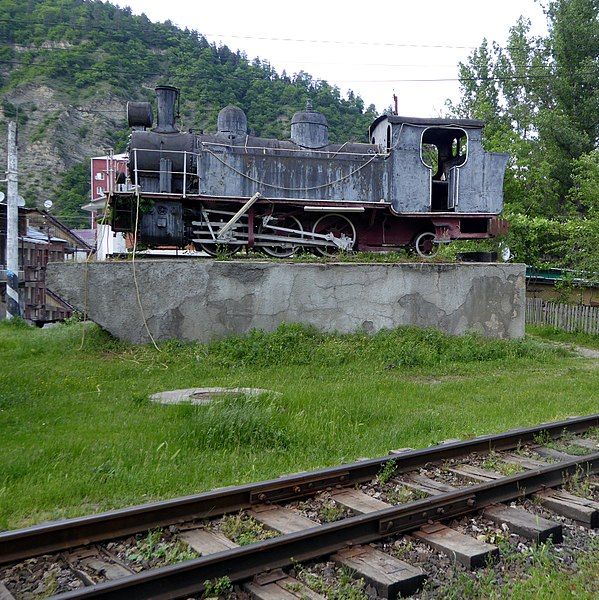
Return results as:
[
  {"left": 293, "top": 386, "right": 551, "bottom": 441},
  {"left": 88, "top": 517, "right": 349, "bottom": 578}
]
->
[
  {"left": 291, "top": 100, "right": 329, "bottom": 148},
  {"left": 217, "top": 105, "right": 247, "bottom": 138}
]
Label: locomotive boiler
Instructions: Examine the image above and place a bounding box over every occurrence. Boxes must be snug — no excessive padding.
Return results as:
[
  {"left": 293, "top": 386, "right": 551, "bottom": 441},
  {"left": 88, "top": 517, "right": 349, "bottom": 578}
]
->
[{"left": 109, "top": 85, "right": 509, "bottom": 257}]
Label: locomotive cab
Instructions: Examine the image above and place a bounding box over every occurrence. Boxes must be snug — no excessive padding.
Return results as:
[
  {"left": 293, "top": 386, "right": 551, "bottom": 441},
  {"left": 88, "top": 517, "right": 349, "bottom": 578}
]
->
[
  {"left": 421, "top": 126, "right": 467, "bottom": 211},
  {"left": 369, "top": 115, "right": 508, "bottom": 216}
]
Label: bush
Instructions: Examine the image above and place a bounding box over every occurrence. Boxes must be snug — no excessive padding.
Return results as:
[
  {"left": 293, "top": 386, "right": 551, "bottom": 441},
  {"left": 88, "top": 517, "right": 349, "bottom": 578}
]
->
[
  {"left": 504, "top": 212, "right": 599, "bottom": 274},
  {"left": 201, "top": 323, "right": 558, "bottom": 369}
]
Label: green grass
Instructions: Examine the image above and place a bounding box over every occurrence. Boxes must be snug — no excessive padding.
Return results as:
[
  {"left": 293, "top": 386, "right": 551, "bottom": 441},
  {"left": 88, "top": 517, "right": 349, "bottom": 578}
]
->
[
  {"left": 219, "top": 514, "right": 277, "bottom": 546},
  {"left": 0, "top": 321, "right": 597, "bottom": 532},
  {"left": 297, "top": 565, "right": 368, "bottom": 600},
  {"left": 126, "top": 529, "right": 197, "bottom": 566},
  {"left": 527, "top": 324, "right": 599, "bottom": 349},
  {"left": 436, "top": 538, "right": 599, "bottom": 599}
]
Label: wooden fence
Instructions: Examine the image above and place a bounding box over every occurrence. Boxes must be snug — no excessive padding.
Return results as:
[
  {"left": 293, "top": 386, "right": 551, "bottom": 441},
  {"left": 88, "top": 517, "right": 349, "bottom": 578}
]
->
[{"left": 526, "top": 298, "right": 599, "bottom": 334}]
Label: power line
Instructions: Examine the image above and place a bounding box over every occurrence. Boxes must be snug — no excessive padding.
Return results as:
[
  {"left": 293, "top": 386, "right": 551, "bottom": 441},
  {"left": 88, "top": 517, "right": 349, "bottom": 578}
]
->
[
  {"left": 336, "top": 73, "right": 586, "bottom": 83},
  {"left": 1, "top": 58, "right": 583, "bottom": 85},
  {"left": 195, "top": 32, "right": 479, "bottom": 50},
  {"left": 0, "top": 18, "right": 547, "bottom": 54},
  {"left": 0, "top": 19, "right": 476, "bottom": 50}
]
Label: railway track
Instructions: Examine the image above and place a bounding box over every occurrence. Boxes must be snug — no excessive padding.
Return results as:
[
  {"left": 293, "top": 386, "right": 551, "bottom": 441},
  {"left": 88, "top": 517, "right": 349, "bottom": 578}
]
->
[{"left": 1, "top": 415, "right": 598, "bottom": 599}]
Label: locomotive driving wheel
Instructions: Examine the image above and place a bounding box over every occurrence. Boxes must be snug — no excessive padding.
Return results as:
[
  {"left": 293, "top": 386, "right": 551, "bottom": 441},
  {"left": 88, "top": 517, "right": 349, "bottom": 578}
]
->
[
  {"left": 414, "top": 231, "right": 439, "bottom": 258},
  {"left": 258, "top": 214, "right": 305, "bottom": 258},
  {"left": 311, "top": 213, "right": 357, "bottom": 257}
]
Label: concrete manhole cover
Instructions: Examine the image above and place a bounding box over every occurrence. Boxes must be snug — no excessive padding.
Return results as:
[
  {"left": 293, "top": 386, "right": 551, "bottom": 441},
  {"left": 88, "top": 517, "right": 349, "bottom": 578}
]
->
[{"left": 149, "top": 387, "right": 278, "bottom": 405}]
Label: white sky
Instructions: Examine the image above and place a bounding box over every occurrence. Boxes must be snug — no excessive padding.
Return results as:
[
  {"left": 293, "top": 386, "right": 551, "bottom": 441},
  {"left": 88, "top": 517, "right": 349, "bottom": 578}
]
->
[{"left": 112, "top": 0, "right": 548, "bottom": 116}]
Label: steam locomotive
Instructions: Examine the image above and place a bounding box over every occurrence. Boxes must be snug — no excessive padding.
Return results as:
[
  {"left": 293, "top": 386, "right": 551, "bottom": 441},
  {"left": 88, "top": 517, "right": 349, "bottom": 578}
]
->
[{"left": 109, "top": 86, "right": 508, "bottom": 257}]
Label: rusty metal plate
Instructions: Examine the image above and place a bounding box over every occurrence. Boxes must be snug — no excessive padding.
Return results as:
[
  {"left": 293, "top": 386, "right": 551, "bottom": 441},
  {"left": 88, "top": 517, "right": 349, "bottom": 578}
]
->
[{"left": 250, "top": 471, "right": 350, "bottom": 504}]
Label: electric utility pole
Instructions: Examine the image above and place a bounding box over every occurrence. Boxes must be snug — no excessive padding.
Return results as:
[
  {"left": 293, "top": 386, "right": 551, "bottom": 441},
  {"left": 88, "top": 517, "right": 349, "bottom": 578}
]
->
[{"left": 4, "top": 121, "right": 20, "bottom": 319}]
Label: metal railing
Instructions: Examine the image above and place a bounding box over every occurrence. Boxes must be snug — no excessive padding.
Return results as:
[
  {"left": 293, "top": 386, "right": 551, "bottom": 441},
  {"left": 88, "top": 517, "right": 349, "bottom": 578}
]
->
[
  {"left": 130, "top": 147, "right": 192, "bottom": 197},
  {"left": 116, "top": 146, "right": 389, "bottom": 199}
]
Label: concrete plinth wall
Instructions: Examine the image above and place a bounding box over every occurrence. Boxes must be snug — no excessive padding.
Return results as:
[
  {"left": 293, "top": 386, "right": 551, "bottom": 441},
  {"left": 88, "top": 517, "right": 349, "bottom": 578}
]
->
[{"left": 47, "top": 260, "right": 526, "bottom": 343}]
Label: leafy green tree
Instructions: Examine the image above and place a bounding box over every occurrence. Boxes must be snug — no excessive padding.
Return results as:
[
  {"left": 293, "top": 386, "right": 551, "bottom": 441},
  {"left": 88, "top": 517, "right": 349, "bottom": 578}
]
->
[
  {"left": 568, "top": 150, "right": 599, "bottom": 214},
  {"left": 540, "top": 0, "right": 599, "bottom": 200},
  {"left": 449, "top": 2, "right": 598, "bottom": 273},
  {"left": 51, "top": 162, "right": 90, "bottom": 228},
  {"left": 448, "top": 5, "right": 598, "bottom": 217}
]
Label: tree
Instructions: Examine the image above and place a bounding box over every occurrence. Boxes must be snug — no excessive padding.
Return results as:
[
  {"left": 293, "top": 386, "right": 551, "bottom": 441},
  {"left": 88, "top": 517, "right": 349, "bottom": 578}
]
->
[
  {"left": 448, "top": 4, "right": 598, "bottom": 217},
  {"left": 51, "top": 162, "right": 90, "bottom": 228},
  {"left": 539, "top": 0, "right": 599, "bottom": 201},
  {"left": 448, "top": 1, "right": 599, "bottom": 273}
]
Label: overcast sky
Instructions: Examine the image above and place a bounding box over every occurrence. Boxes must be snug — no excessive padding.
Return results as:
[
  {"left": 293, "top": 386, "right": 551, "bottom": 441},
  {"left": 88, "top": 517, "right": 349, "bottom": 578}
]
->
[{"left": 112, "top": 0, "right": 548, "bottom": 117}]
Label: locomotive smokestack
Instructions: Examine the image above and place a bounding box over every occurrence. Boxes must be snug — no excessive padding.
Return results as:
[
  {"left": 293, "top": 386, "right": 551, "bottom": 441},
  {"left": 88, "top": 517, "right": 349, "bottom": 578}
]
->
[{"left": 154, "top": 85, "right": 179, "bottom": 133}]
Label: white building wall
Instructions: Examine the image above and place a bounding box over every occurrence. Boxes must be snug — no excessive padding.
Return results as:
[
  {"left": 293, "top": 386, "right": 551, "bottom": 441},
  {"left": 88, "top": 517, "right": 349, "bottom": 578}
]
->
[{"left": 96, "top": 224, "right": 126, "bottom": 261}]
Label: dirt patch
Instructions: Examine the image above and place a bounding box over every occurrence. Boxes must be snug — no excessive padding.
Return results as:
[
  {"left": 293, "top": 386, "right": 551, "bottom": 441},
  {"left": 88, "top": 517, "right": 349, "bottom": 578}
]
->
[{"left": 574, "top": 346, "right": 599, "bottom": 359}]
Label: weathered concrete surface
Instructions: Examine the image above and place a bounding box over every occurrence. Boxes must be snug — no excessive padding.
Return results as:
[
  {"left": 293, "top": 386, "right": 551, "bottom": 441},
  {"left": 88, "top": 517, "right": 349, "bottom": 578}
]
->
[
  {"left": 47, "top": 260, "right": 526, "bottom": 343},
  {"left": 149, "top": 387, "right": 278, "bottom": 405}
]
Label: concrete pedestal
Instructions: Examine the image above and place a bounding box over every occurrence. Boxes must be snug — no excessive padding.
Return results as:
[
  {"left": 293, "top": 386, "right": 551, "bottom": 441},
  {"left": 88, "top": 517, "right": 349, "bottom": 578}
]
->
[{"left": 47, "top": 260, "right": 525, "bottom": 343}]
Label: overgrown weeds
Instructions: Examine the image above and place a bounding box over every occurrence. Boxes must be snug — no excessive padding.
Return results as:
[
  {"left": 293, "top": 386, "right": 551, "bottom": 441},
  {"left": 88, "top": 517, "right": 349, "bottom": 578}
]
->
[
  {"left": 202, "top": 576, "right": 232, "bottom": 598},
  {"left": 386, "top": 486, "right": 429, "bottom": 504},
  {"left": 199, "top": 323, "right": 563, "bottom": 370},
  {"left": 481, "top": 452, "right": 524, "bottom": 476},
  {"left": 296, "top": 564, "right": 368, "bottom": 600},
  {"left": 219, "top": 514, "right": 277, "bottom": 546},
  {"left": 1, "top": 320, "right": 596, "bottom": 533},
  {"left": 377, "top": 459, "right": 397, "bottom": 485},
  {"left": 319, "top": 501, "right": 347, "bottom": 523},
  {"left": 420, "top": 537, "right": 599, "bottom": 599},
  {"left": 527, "top": 325, "right": 599, "bottom": 350},
  {"left": 563, "top": 466, "right": 594, "bottom": 497},
  {"left": 126, "top": 529, "right": 197, "bottom": 566}
]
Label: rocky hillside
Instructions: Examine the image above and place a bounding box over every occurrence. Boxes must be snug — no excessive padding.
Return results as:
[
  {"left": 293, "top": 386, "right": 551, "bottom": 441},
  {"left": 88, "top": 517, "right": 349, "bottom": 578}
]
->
[
  {"left": 2, "top": 83, "right": 124, "bottom": 209},
  {"left": 0, "top": 0, "right": 378, "bottom": 226}
]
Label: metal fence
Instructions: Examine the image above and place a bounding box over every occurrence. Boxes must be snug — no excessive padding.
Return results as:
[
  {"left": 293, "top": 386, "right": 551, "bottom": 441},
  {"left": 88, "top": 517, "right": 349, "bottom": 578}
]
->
[{"left": 526, "top": 298, "right": 599, "bottom": 334}]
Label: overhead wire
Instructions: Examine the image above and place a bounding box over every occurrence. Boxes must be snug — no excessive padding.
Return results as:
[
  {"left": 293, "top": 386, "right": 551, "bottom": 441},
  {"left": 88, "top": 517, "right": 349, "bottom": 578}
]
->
[
  {"left": 0, "top": 19, "right": 574, "bottom": 90},
  {"left": 1, "top": 57, "right": 590, "bottom": 86},
  {"left": 0, "top": 19, "right": 480, "bottom": 49},
  {"left": 0, "top": 39, "right": 556, "bottom": 73},
  {"left": 0, "top": 17, "right": 550, "bottom": 54},
  {"left": 199, "top": 33, "right": 479, "bottom": 50}
]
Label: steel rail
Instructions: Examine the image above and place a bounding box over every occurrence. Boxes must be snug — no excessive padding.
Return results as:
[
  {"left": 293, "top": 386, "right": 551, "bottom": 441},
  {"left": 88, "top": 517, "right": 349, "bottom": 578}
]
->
[
  {"left": 0, "top": 415, "right": 597, "bottom": 565},
  {"left": 50, "top": 452, "right": 599, "bottom": 599}
]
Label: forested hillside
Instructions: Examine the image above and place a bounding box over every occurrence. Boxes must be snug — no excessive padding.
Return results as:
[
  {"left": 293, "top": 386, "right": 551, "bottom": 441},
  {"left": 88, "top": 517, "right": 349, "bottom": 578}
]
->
[
  {"left": 448, "top": 0, "right": 598, "bottom": 272},
  {"left": 0, "top": 0, "right": 377, "bottom": 226}
]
